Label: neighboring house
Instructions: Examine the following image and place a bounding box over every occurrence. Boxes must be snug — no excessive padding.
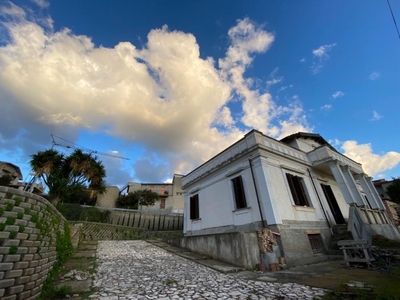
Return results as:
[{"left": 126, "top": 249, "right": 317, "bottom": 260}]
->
[
  {"left": 178, "top": 130, "right": 399, "bottom": 269},
  {"left": 373, "top": 178, "right": 394, "bottom": 200},
  {"left": 373, "top": 179, "right": 400, "bottom": 226},
  {"left": 124, "top": 174, "right": 184, "bottom": 213},
  {"left": 0, "top": 161, "right": 23, "bottom": 185}
]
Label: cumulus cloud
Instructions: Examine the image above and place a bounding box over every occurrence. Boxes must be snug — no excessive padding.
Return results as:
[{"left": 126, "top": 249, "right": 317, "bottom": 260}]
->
[
  {"left": 0, "top": 5, "right": 313, "bottom": 183},
  {"left": 370, "top": 110, "right": 382, "bottom": 121},
  {"left": 369, "top": 72, "right": 380, "bottom": 80},
  {"left": 342, "top": 141, "right": 400, "bottom": 177},
  {"left": 311, "top": 43, "right": 336, "bottom": 74},
  {"left": 332, "top": 91, "right": 344, "bottom": 99}
]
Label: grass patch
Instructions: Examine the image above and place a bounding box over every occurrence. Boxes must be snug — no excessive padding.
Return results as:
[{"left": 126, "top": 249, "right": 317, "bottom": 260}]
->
[
  {"left": 372, "top": 235, "right": 400, "bottom": 249},
  {"left": 312, "top": 267, "right": 400, "bottom": 299}
]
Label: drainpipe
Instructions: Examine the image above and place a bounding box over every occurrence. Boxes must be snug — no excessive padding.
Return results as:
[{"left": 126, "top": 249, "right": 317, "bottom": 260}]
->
[
  {"left": 249, "top": 158, "right": 266, "bottom": 228},
  {"left": 307, "top": 168, "right": 333, "bottom": 234}
]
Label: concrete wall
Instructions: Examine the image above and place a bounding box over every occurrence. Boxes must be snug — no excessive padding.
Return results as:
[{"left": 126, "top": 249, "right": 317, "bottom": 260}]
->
[
  {"left": 170, "top": 231, "right": 261, "bottom": 269},
  {"left": 271, "top": 222, "right": 331, "bottom": 267},
  {"left": 97, "top": 186, "right": 119, "bottom": 208},
  {"left": 0, "top": 186, "right": 69, "bottom": 300}
]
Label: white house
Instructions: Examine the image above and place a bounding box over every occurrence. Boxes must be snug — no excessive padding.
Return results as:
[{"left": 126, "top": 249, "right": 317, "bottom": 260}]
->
[{"left": 178, "top": 130, "right": 400, "bottom": 268}]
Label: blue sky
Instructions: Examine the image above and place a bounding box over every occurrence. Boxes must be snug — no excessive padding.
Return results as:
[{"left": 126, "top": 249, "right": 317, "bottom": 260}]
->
[{"left": 0, "top": 0, "right": 399, "bottom": 187}]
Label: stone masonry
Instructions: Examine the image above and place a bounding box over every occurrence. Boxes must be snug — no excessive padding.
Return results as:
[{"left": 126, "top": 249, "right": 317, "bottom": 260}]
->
[{"left": 0, "top": 186, "right": 69, "bottom": 300}]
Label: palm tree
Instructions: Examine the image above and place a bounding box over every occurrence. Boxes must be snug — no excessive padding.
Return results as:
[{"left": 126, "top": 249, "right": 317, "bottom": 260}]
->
[{"left": 30, "top": 149, "right": 107, "bottom": 206}]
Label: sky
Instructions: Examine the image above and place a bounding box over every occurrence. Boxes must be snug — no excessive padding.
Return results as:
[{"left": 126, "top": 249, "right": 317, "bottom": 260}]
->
[{"left": 0, "top": 0, "right": 400, "bottom": 187}]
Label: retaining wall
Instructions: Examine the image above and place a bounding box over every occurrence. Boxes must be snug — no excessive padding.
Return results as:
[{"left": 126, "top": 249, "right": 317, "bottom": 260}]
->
[
  {"left": 0, "top": 186, "right": 69, "bottom": 300},
  {"left": 169, "top": 231, "right": 261, "bottom": 269},
  {"left": 71, "top": 221, "right": 184, "bottom": 241}
]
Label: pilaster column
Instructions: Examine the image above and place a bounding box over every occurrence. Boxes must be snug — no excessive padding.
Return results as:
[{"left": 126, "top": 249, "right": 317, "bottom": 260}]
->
[
  {"left": 328, "top": 160, "right": 359, "bottom": 205},
  {"left": 251, "top": 156, "right": 282, "bottom": 225}
]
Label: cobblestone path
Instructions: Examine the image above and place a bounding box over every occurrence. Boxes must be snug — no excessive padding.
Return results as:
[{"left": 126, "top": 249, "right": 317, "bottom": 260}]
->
[{"left": 88, "top": 240, "right": 327, "bottom": 300}]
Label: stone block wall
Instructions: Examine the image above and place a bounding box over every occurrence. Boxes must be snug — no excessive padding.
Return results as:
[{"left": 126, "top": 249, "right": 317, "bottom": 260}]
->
[{"left": 0, "top": 186, "right": 68, "bottom": 300}]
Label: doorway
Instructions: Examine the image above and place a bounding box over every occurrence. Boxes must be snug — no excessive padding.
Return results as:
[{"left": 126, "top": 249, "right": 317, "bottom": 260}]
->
[{"left": 321, "top": 184, "right": 345, "bottom": 224}]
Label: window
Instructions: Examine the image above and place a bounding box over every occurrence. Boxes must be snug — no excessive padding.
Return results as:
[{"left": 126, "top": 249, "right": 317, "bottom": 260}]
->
[
  {"left": 160, "top": 198, "right": 166, "bottom": 209},
  {"left": 190, "top": 194, "right": 199, "bottom": 219},
  {"left": 286, "top": 173, "right": 310, "bottom": 206},
  {"left": 308, "top": 234, "right": 324, "bottom": 254},
  {"left": 232, "top": 176, "right": 247, "bottom": 209}
]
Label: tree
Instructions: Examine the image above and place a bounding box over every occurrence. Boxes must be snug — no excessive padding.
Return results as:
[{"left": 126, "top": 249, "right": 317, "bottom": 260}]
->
[
  {"left": 0, "top": 174, "right": 12, "bottom": 187},
  {"left": 386, "top": 177, "right": 400, "bottom": 204},
  {"left": 30, "top": 149, "right": 106, "bottom": 206},
  {"left": 116, "top": 189, "right": 160, "bottom": 209}
]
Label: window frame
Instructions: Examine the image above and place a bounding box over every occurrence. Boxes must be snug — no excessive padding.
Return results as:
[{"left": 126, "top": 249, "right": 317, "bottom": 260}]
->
[
  {"left": 285, "top": 173, "right": 311, "bottom": 206},
  {"left": 190, "top": 194, "right": 200, "bottom": 220},
  {"left": 231, "top": 175, "right": 248, "bottom": 210}
]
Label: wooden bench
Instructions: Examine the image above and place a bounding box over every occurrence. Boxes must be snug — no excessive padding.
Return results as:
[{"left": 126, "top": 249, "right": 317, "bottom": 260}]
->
[{"left": 337, "top": 240, "right": 375, "bottom": 268}]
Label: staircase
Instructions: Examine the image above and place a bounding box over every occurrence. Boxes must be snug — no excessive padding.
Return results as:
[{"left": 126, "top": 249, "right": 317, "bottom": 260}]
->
[{"left": 327, "top": 224, "right": 353, "bottom": 255}]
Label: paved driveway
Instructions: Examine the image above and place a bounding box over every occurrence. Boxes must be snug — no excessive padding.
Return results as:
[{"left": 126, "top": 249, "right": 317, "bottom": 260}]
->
[{"left": 89, "top": 240, "right": 326, "bottom": 300}]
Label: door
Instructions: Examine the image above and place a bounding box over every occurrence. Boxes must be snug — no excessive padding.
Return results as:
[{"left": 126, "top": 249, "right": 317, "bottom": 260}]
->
[{"left": 321, "top": 184, "right": 345, "bottom": 224}]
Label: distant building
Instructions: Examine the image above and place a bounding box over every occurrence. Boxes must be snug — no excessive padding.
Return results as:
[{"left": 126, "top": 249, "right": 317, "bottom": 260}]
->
[
  {"left": 122, "top": 174, "right": 184, "bottom": 213},
  {"left": 373, "top": 178, "right": 400, "bottom": 226},
  {"left": 0, "top": 161, "right": 23, "bottom": 185},
  {"left": 0, "top": 161, "right": 44, "bottom": 194}
]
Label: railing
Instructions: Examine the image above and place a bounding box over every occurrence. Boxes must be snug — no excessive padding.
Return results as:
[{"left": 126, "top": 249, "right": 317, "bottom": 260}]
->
[{"left": 82, "top": 205, "right": 184, "bottom": 231}]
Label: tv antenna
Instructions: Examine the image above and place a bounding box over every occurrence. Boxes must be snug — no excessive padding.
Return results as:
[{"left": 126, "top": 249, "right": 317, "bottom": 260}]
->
[{"left": 50, "top": 134, "right": 130, "bottom": 160}]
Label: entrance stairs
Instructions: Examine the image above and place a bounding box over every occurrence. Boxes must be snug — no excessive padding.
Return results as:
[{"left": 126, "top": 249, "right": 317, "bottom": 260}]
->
[{"left": 327, "top": 224, "right": 353, "bottom": 255}]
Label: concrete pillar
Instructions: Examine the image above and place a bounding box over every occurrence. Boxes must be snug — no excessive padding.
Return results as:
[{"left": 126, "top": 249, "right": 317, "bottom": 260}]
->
[
  {"left": 341, "top": 166, "right": 366, "bottom": 207},
  {"left": 328, "top": 160, "right": 359, "bottom": 206},
  {"left": 251, "top": 156, "right": 282, "bottom": 225},
  {"left": 356, "top": 174, "right": 385, "bottom": 211}
]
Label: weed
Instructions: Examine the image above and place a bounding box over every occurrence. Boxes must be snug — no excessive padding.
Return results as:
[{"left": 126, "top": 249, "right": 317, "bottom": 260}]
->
[
  {"left": 40, "top": 285, "right": 71, "bottom": 300},
  {"left": 165, "top": 278, "right": 178, "bottom": 286},
  {"left": 9, "top": 231, "right": 16, "bottom": 239},
  {"left": 9, "top": 246, "right": 17, "bottom": 254},
  {"left": 19, "top": 226, "right": 25, "bottom": 233},
  {"left": 17, "top": 212, "right": 23, "bottom": 219},
  {"left": 14, "top": 197, "right": 22, "bottom": 206},
  {"left": 5, "top": 203, "right": 13, "bottom": 211},
  {"left": 5, "top": 217, "right": 15, "bottom": 225}
]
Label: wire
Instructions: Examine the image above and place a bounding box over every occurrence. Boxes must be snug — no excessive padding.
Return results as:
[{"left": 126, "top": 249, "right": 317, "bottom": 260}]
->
[{"left": 387, "top": 0, "right": 400, "bottom": 40}]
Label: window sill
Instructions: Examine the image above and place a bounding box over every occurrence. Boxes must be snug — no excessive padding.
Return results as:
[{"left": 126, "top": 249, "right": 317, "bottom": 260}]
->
[
  {"left": 233, "top": 207, "right": 251, "bottom": 214},
  {"left": 294, "top": 206, "right": 315, "bottom": 212},
  {"left": 191, "top": 218, "right": 201, "bottom": 223}
]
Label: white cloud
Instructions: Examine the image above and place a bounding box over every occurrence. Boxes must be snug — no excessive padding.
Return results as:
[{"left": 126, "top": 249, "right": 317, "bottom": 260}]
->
[
  {"left": 311, "top": 43, "right": 337, "bottom": 74},
  {"left": 320, "top": 104, "right": 332, "bottom": 110},
  {"left": 312, "top": 43, "right": 337, "bottom": 57},
  {"left": 266, "top": 67, "right": 283, "bottom": 87},
  {"left": 30, "top": 0, "right": 50, "bottom": 9},
  {"left": 342, "top": 141, "right": 400, "bottom": 177},
  {"left": 300, "top": 57, "right": 306, "bottom": 62},
  {"left": 0, "top": 2, "right": 26, "bottom": 19},
  {"left": 369, "top": 72, "right": 380, "bottom": 80},
  {"left": 332, "top": 91, "right": 344, "bottom": 99},
  {"left": 370, "top": 110, "right": 382, "bottom": 121},
  {"left": 0, "top": 7, "right": 314, "bottom": 183}
]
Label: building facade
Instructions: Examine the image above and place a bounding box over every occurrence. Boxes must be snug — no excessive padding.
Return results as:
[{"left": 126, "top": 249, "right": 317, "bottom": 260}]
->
[
  {"left": 126, "top": 174, "right": 184, "bottom": 213},
  {"left": 181, "top": 130, "right": 399, "bottom": 268}
]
